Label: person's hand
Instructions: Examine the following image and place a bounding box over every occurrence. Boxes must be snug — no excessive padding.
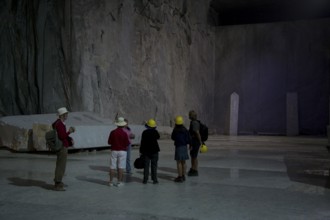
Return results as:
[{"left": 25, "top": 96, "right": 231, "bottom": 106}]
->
[{"left": 69, "top": 126, "right": 75, "bottom": 133}]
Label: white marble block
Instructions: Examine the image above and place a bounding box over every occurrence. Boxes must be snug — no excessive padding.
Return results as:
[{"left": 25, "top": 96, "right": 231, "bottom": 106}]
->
[{"left": 229, "top": 92, "right": 239, "bottom": 136}]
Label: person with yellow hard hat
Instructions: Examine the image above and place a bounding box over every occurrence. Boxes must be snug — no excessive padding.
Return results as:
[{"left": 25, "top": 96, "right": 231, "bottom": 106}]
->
[
  {"left": 139, "top": 119, "right": 160, "bottom": 184},
  {"left": 171, "top": 116, "right": 191, "bottom": 182}
]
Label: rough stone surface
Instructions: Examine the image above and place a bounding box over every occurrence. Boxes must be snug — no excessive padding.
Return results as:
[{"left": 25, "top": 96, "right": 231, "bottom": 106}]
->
[{"left": 0, "top": 0, "right": 214, "bottom": 128}]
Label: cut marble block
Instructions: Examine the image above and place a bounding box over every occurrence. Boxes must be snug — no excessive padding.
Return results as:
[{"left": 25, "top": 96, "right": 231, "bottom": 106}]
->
[
  {"left": 32, "top": 123, "right": 52, "bottom": 151},
  {"left": 229, "top": 92, "right": 239, "bottom": 136},
  {"left": 0, "top": 112, "right": 169, "bottom": 151}
]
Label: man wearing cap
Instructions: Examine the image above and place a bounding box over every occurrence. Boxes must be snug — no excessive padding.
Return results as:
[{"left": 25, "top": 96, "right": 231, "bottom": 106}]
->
[
  {"left": 52, "top": 107, "right": 75, "bottom": 191},
  {"left": 108, "top": 117, "right": 130, "bottom": 187},
  {"left": 188, "top": 110, "right": 202, "bottom": 176}
]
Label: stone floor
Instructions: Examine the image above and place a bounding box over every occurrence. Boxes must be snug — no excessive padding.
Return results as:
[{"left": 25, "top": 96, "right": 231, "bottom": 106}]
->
[{"left": 0, "top": 135, "right": 329, "bottom": 220}]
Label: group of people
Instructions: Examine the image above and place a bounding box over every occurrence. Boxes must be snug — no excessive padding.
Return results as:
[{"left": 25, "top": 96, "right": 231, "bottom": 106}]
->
[
  {"left": 52, "top": 107, "right": 204, "bottom": 191},
  {"left": 108, "top": 109, "right": 205, "bottom": 186}
]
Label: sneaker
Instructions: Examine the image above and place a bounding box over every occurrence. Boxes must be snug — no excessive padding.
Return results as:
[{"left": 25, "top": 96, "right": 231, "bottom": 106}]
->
[
  {"left": 174, "top": 177, "right": 183, "bottom": 183},
  {"left": 153, "top": 180, "right": 159, "bottom": 184},
  {"left": 108, "top": 182, "right": 115, "bottom": 187},
  {"left": 188, "top": 169, "right": 198, "bottom": 176},
  {"left": 116, "top": 182, "right": 124, "bottom": 187},
  {"left": 54, "top": 185, "right": 66, "bottom": 191},
  {"left": 58, "top": 182, "right": 68, "bottom": 188}
]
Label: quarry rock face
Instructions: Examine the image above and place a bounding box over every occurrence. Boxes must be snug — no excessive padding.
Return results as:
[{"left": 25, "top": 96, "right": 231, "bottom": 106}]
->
[
  {"left": 1, "top": 0, "right": 329, "bottom": 136},
  {"left": 0, "top": 0, "right": 214, "bottom": 128}
]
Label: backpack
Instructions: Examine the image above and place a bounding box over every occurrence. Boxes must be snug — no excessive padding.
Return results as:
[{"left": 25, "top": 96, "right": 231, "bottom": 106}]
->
[
  {"left": 134, "top": 155, "right": 145, "bottom": 169},
  {"left": 45, "top": 129, "right": 63, "bottom": 152},
  {"left": 198, "top": 120, "right": 208, "bottom": 142}
]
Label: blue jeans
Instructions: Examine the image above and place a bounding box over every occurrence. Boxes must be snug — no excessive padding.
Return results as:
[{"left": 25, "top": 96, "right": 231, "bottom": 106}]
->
[{"left": 126, "top": 144, "right": 131, "bottom": 173}]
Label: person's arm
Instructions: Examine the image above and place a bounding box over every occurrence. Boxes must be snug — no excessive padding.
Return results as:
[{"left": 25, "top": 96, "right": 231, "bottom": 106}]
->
[
  {"left": 139, "top": 132, "right": 145, "bottom": 154},
  {"left": 195, "top": 130, "right": 202, "bottom": 145},
  {"left": 155, "top": 130, "right": 160, "bottom": 140},
  {"left": 171, "top": 129, "right": 176, "bottom": 141},
  {"left": 108, "top": 131, "right": 113, "bottom": 145},
  {"left": 193, "top": 121, "right": 202, "bottom": 145}
]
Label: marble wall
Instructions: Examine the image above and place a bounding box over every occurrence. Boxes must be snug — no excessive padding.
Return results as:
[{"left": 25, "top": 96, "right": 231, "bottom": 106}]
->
[
  {"left": 0, "top": 0, "right": 214, "bottom": 127},
  {"left": 215, "top": 19, "right": 330, "bottom": 135}
]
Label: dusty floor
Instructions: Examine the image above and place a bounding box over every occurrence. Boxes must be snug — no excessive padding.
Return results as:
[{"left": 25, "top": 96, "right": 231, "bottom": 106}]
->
[{"left": 0, "top": 135, "right": 330, "bottom": 220}]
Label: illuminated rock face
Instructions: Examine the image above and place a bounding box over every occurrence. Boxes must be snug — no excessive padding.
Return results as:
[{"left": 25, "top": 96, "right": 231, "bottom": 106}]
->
[{"left": 0, "top": 0, "right": 215, "bottom": 128}]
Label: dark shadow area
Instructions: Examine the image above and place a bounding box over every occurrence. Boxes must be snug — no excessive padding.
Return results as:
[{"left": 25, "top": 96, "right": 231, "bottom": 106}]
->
[
  {"left": 89, "top": 165, "right": 109, "bottom": 172},
  {"left": 124, "top": 175, "right": 143, "bottom": 183},
  {"left": 284, "top": 152, "right": 330, "bottom": 189},
  {"left": 157, "top": 173, "right": 175, "bottom": 182},
  {"left": 158, "top": 166, "right": 177, "bottom": 174},
  {"left": 208, "top": 0, "right": 330, "bottom": 26},
  {"left": 76, "top": 176, "right": 109, "bottom": 186},
  {"left": 76, "top": 174, "right": 142, "bottom": 185},
  {"left": 7, "top": 177, "right": 54, "bottom": 190},
  {"left": 135, "top": 169, "right": 174, "bottom": 182},
  {"left": 157, "top": 167, "right": 177, "bottom": 181}
]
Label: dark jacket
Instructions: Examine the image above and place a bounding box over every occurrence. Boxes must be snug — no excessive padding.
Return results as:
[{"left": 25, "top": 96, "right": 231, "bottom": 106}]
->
[
  {"left": 171, "top": 125, "right": 191, "bottom": 147},
  {"left": 140, "top": 128, "right": 160, "bottom": 156}
]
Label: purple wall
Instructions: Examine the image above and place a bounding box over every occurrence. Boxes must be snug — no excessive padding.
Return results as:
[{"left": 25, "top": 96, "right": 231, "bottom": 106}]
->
[{"left": 214, "top": 19, "right": 330, "bottom": 135}]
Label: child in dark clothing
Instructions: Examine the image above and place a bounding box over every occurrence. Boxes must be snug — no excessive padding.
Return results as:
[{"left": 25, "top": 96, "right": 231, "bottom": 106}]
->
[
  {"left": 171, "top": 116, "right": 191, "bottom": 182},
  {"left": 139, "top": 119, "right": 160, "bottom": 184}
]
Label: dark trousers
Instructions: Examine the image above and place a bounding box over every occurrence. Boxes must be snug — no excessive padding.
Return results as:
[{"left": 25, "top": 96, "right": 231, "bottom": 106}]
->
[
  {"left": 143, "top": 153, "right": 159, "bottom": 182},
  {"left": 54, "top": 147, "right": 68, "bottom": 184}
]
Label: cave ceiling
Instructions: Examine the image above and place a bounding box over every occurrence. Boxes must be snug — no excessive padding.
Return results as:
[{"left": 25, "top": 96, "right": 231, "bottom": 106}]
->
[{"left": 209, "top": 0, "right": 330, "bottom": 25}]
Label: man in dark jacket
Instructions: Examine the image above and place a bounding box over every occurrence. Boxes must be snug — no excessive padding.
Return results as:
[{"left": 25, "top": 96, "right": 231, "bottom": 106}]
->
[
  {"left": 188, "top": 110, "right": 202, "bottom": 176},
  {"left": 140, "top": 119, "right": 160, "bottom": 184}
]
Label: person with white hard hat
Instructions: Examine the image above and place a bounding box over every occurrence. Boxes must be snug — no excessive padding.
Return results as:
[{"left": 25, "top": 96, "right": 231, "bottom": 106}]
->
[{"left": 52, "top": 107, "right": 75, "bottom": 191}]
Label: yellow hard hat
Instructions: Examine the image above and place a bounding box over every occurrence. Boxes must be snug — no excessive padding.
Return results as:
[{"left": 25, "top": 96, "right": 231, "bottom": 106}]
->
[
  {"left": 200, "top": 144, "right": 208, "bottom": 153},
  {"left": 146, "top": 119, "right": 157, "bottom": 128},
  {"left": 175, "top": 116, "right": 184, "bottom": 125}
]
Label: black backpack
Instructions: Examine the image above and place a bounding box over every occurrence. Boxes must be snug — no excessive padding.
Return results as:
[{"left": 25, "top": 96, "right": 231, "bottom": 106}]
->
[
  {"left": 198, "top": 120, "right": 208, "bottom": 142},
  {"left": 134, "top": 155, "right": 145, "bottom": 169}
]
